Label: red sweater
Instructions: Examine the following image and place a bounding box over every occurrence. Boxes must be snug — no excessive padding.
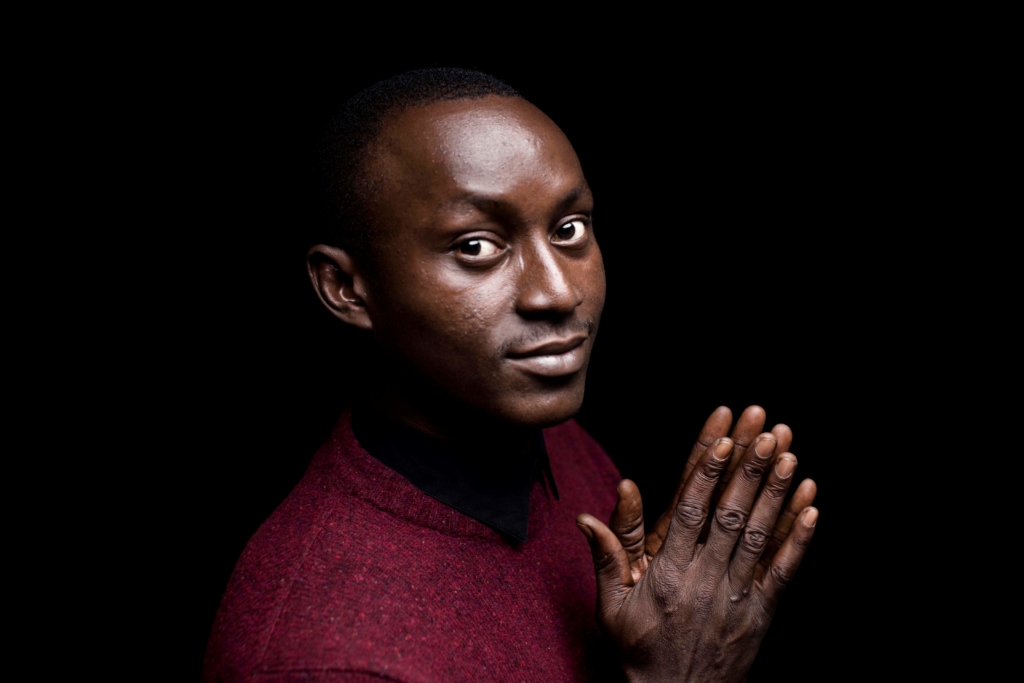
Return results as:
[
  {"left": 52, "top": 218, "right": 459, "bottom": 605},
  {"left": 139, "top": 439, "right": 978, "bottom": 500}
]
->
[{"left": 203, "top": 411, "right": 623, "bottom": 682}]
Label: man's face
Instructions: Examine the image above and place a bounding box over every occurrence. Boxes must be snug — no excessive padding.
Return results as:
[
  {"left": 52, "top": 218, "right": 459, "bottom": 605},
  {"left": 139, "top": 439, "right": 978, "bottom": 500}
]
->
[{"left": 360, "top": 95, "right": 606, "bottom": 427}]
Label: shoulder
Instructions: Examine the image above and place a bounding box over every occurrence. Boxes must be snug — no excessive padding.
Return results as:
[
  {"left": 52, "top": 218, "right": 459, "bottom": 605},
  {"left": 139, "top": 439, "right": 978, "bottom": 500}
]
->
[
  {"left": 202, "top": 461, "right": 369, "bottom": 681},
  {"left": 203, "top": 424, "right": 428, "bottom": 681},
  {"left": 203, "top": 419, "right": 523, "bottom": 682}
]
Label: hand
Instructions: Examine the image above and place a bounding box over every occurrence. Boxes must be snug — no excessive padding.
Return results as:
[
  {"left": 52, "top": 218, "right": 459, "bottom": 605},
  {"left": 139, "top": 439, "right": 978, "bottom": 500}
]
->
[
  {"left": 645, "top": 406, "right": 817, "bottom": 582},
  {"left": 576, "top": 406, "right": 818, "bottom": 682}
]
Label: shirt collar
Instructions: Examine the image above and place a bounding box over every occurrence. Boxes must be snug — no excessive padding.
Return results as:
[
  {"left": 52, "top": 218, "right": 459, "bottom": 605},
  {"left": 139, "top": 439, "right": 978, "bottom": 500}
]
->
[{"left": 351, "top": 405, "right": 558, "bottom": 542}]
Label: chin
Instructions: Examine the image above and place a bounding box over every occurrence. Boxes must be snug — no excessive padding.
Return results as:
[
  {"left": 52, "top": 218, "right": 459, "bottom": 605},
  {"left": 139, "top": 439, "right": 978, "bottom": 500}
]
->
[{"left": 491, "top": 376, "right": 588, "bottom": 428}]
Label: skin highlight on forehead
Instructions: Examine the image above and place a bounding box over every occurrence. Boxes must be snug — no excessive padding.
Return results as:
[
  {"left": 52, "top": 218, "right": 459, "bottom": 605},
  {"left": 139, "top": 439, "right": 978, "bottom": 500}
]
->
[{"left": 367, "top": 96, "right": 586, "bottom": 235}]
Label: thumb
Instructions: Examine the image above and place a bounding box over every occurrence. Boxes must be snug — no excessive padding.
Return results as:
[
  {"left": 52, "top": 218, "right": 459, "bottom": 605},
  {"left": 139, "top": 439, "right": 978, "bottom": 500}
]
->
[{"left": 577, "top": 513, "right": 633, "bottom": 620}]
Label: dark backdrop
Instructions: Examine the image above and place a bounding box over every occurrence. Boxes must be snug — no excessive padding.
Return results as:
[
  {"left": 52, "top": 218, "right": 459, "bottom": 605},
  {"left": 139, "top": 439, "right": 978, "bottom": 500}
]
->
[{"left": 150, "top": 48, "right": 916, "bottom": 681}]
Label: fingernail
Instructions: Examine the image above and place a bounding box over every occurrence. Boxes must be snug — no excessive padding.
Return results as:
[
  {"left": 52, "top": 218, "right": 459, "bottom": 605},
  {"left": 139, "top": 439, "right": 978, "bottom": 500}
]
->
[
  {"left": 576, "top": 522, "right": 595, "bottom": 540},
  {"left": 713, "top": 439, "right": 733, "bottom": 461},
  {"left": 802, "top": 508, "right": 818, "bottom": 528},
  {"left": 775, "top": 457, "right": 795, "bottom": 479},
  {"left": 754, "top": 437, "right": 777, "bottom": 459}
]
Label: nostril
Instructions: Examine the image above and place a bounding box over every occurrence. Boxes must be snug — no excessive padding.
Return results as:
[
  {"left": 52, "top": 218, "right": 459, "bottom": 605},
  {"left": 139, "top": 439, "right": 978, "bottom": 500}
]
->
[{"left": 515, "top": 277, "right": 578, "bottom": 315}]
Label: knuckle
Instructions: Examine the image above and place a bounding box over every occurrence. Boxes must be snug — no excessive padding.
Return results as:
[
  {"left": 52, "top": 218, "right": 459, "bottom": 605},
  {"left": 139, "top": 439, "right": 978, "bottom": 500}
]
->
[
  {"left": 614, "top": 516, "right": 645, "bottom": 542},
  {"left": 593, "top": 550, "right": 618, "bottom": 574},
  {"left": 739, "top": 525, "right": 771, "bottom": 554},
  {"left": 699, "top": 458, "right": 727, "bottom": 479},
  {"left": 728, "top": 586, "right": 751, "bottom": 604},
  {"left": 762, "top": 477, "right": 789, "bottom": 499},
  {"left": 739, "top": 459, "right": 769, "bottom": 482},
  {"left": 620, "top": 533, "right": 646, "bottom": 558},
  {"left": 791, "top": 531, "right": 813, "bottom": 551},
  {"left": 652, "top": 584, "right": 674, "bottom": 610},
  {"left": 650, "top": 568, "right": 682, "bottom": 604},
  {"left": 715, "top": 506, "right": 748, "bottom": 532},
  {"left": 674, "top": 502, "right": 707, "bottom": 529},
  {"left": 768, "top": 563, "right": 794, "bottom": 588}
]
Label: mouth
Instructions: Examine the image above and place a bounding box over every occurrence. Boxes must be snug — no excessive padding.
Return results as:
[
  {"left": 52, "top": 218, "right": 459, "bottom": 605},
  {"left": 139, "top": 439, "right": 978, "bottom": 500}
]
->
[{"left": 505, "top": 335, "right": 589, "bottom": 377}]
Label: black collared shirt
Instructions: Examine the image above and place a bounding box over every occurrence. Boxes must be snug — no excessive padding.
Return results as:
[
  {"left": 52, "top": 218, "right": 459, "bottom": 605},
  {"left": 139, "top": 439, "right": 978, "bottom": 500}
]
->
[{"left": 351, "top": 406, "right": 559, "bottom": 542}]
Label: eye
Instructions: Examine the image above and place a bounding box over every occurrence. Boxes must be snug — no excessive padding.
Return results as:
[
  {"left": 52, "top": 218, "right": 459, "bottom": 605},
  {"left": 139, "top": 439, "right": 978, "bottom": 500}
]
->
[
  {"left": 553, "top": 219, "right": 588, "bottom": 246},
  {"left": 455, "top": 238, "right": 502, "bottom": 259}
]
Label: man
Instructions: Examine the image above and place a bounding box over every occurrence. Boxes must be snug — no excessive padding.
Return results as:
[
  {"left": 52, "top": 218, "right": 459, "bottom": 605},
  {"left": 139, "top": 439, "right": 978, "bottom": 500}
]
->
[{"left": 203, "top": 68, "right": 818, "bottom": 682}]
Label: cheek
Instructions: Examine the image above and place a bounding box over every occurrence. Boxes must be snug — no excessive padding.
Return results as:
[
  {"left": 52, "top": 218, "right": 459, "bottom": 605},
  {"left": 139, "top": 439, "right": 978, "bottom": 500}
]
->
[
  {"left": 377, "top": 268, "right": 511, "bottom": 366},
  {"left": 445, "top": 287, "right": 513, "bottom": 359},
  {"left": 417, "top": 292, "right": 517, "bottom": 399},
  {"left": 580, "top": 247, "right": 607, "bottom": 319}
]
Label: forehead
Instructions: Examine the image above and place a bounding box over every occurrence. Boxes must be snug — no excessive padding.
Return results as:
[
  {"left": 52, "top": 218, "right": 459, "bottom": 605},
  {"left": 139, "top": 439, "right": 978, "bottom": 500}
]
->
[{"left": 366, "top": 96, "right": 587, "bottom": 229}]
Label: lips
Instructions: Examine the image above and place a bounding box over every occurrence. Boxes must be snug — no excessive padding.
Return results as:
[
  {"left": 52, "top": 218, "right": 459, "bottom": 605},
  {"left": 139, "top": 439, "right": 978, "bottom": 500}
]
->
[{"left": 505, "top": 335, "right": 589, "bottom": 377}]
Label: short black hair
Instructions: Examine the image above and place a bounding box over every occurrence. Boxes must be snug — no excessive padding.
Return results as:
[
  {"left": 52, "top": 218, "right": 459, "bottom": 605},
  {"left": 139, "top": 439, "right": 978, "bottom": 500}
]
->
[{"left": 320, "top": 68, "right": 521, "bottom": 255}]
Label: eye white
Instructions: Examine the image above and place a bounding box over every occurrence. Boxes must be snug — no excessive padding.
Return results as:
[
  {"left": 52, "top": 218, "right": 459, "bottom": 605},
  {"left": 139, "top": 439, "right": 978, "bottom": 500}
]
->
[
  {"left": 554, "top": 220, "right": 587, "bottom": 243},
  {"left": 458, "top": 239, "right": 501, "bottom": 258}
]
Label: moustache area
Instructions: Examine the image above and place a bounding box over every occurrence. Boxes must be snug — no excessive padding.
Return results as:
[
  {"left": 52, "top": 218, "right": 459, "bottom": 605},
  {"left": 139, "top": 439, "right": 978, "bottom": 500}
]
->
[{"left": 497, "top": 319, "right": 595, "bottom": 358}]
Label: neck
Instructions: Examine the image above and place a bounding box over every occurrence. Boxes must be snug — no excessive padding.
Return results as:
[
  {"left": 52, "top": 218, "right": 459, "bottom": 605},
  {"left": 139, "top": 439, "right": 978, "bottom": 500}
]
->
[{"left": 360, "top": 368, "right": 536, "bottom": 460}]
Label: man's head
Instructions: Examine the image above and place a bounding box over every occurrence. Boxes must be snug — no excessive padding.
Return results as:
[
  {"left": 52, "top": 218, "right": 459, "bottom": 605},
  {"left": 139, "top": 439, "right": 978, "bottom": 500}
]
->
[{"left": 309, "top": 69, "right": 605, "bottom": 430}]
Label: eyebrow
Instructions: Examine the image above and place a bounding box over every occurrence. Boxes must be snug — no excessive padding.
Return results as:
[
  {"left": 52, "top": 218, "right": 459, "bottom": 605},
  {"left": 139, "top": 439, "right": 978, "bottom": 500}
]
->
[{"left": 454, "top": 183, "right": 593, "bottom": 220}]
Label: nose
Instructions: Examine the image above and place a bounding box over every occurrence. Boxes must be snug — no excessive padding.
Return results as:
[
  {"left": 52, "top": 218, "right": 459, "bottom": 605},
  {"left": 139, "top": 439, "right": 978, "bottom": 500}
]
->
[{"left": 514, "top": 239, "right": 582, "bottom": 319}]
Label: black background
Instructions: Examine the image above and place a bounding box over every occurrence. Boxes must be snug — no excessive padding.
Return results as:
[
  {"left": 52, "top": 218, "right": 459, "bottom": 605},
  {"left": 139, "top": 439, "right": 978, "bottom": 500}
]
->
[{"left": 137, "top": 44, "right": 936, "bottom": 681}]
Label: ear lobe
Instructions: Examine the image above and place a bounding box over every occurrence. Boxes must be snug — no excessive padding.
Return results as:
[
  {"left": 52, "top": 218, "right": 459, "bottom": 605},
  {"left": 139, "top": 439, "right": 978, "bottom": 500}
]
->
[{"left": 307, "top": 244, "right": 374, "bottom": 330}]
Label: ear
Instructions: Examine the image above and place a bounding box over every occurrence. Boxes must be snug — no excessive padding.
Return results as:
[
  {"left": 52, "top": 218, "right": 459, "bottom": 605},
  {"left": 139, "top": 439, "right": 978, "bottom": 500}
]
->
[{"left": 307, "top": 244, "right": 374, "bottom": 330}]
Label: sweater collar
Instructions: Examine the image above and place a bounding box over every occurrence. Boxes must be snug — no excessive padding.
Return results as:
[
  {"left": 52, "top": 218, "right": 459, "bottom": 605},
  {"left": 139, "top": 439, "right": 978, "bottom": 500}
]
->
[{"left": 350, "top": 405, "right": 558, "bottom": 542}]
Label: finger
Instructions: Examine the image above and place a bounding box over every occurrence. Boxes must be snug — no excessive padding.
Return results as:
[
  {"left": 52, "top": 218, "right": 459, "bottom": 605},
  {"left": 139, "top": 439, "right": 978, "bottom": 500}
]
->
[
  {"left": 577, "top": 513, "right": 633, "bottom": 619},
  {"left": 678, "top": 406, "right": 733, "bottom": 487},
  {"left": 702, "top": 433, "right": 777, "bottom": 570},
  {"left": 756, "top": 477, "right": 817, "bottom": 582},
  {"left": 645, "top": 407, "right": 732, "bottom": 557},
  {"left": 719, "top": 406, "right": 768, "bottom": 491},
  {"left": 759, "top": 507, "right": 817, "bottom": 607},
  {"left": 771, "top": 423, "right": 793, "bottom": 458},
  {"left": 728, "top": 453, "right": 798, "bottom": 589},
  {"left": 659, "top": 438, "right": 734, "bottom": 569},
  {"left": 609, "top": 480, "right": 649, "bottom": 583}
]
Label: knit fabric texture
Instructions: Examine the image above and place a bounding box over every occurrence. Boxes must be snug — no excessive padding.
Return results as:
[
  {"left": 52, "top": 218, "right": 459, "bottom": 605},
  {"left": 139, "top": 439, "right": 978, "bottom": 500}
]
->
[{"left": 203, "top": 410, "right": 624, "bottom": 682}]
